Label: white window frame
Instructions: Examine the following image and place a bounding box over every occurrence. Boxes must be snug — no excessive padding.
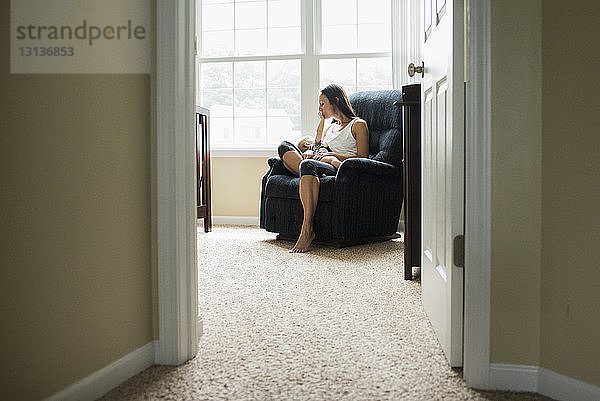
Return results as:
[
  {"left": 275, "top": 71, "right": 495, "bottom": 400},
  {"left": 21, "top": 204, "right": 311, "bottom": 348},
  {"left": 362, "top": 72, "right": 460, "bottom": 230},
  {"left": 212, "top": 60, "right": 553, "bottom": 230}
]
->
[{"left": 198, "top": 0, "right": 408, "bottom": 157}]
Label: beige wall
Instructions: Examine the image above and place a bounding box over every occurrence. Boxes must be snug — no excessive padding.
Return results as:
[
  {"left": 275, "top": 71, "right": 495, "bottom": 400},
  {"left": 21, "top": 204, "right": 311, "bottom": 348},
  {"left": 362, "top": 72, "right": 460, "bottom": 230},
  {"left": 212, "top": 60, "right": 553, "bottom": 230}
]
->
[
  {"left": 0, "top": 1, "right": 154, "bottom": 399},
  {"left": 211, "top": 156, "right": 272, "bottom": 218},
  {"left": 490, "top": 0, "right": 542, "bottom": 366},
  {"left": 490, "top": 0, "right": 600, "bottom": 387},
  {"left": 540, "top": 0, "right": 600, "bottom": 387}
]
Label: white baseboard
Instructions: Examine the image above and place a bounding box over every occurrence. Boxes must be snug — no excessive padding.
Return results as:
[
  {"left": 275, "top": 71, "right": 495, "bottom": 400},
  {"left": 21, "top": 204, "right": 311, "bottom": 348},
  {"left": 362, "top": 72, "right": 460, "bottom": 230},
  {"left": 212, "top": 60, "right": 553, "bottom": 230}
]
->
[
  {"left": 489, "top": 363, "right": 538, "bottom": 392},
  {"left": 212, "top": 216, "right": 259, "bottom": 226},
  {"left": 490, "top": 363, "right": 600, "bottom": 401},
  {"left": 46, "top": 341, "right": 156, "bottom": 401},
  {"left": 538, "top": 367, "right": 600, "bottom": 401}
]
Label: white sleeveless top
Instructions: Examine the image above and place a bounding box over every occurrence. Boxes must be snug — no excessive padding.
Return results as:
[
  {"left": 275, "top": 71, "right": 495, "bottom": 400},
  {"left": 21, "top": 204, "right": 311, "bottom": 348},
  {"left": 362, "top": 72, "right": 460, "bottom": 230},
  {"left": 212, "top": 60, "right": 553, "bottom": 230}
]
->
[{"left": 325, "top": 118, "right": 359, "bottom": 157}]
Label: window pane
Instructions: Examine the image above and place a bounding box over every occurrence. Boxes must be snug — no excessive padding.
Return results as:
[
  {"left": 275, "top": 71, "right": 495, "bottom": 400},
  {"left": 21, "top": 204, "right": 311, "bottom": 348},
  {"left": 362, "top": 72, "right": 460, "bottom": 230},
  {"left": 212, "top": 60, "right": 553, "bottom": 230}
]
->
[
  {"left": 235, "top": 89, "right": 266, "bottom": 116},
  {"left": 202, "top": 3, "right": 233, "bottom": 31},
  {"left": 201, "top": 89, "right": 233, "bottom": 117},
  {"left": 267, "top": 88, "right": 301, "bottom": 117},
  {"left": 322, "top": 25, "right": 357, "bottom": 54},
  {"left": 210, "top": 117, "right": 234, "bottom": 146},
  {"left": 357, "top": 57, "right": 392, "bottom": 88},
  {"left": 322, "top": 0, "right": 392, "bottom": 54},
  {"left": 267, "top": 60, "right": 300, "bottom": 87},
  {"left": 358, "top": 24, "right": 391, "bottom": 52},
  {"left": 267, "top": 116, "right": 300, "bottom": 144},
  {"left": 235, "top": 29, "right": 267, "bottom": 56},
  {"left": 290, "top": 116, "right": 302, "bottom": 133},
  {"left": 234, "top": 61, "right": 265, "bottom": 89},
  {"left": 235, "top": 117, "right": 266, "bottom": 144},
  {"left": 267, "top": 0, "right": 301, "bottom": 54},
  {"left": 357, "top": 86, "right": 388, "bottom": 93},
  {"left": 321, "top": 0, "right": 357, "bottom": 25},
  {"left": 235, "top": 1, "right": 266, "bottom": 30},
  {"left": 268, "top": 0, "right": 300, "bottom": 28},
  {"left": 268, "top": 27, "right": 301, "bottom": 55},
  {"left": 320, "top": 59, "right": 356, "bottom": 90},
  {"left": 202, "top": 30, "right": 234, "bottom": 57},
  {"left": 201, "top": 62, "right": 233, "bottom": 89},
  {"left": 321, "top": 0, "right": 357, "bottom": 54},
  {"left": 358, "top": 0, "right": 389, "bottom": 24}
]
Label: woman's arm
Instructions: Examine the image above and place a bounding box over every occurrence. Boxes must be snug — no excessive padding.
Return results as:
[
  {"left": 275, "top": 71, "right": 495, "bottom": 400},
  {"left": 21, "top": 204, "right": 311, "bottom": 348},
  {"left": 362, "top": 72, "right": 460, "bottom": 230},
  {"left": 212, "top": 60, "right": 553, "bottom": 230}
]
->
[
  {"left": 304, "top": 118, "right": 333, "bottom": 159},
  {"left": 352, "top": 120, "right": 370, "bottom": 157},
  {"left": 302, "top": 114, "right": 329, "bottom": 158},
  {"left": 314, "top": 115, "right": 326, "bottom": 142}
]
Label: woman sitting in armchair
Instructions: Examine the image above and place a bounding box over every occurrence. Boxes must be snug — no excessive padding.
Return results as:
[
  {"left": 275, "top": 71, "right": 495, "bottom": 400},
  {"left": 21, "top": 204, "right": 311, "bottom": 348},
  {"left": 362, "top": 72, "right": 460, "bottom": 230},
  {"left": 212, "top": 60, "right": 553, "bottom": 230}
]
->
[{"left": 277, "top": 84, "right": 369, "bottom": 253}]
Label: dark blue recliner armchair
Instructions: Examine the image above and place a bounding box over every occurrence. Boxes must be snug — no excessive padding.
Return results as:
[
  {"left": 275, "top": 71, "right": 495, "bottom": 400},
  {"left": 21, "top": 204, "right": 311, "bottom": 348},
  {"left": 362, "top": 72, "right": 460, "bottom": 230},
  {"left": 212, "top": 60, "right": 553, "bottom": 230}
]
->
[{"left": 259, "top": 90, "right": 404, "bottom": 245}]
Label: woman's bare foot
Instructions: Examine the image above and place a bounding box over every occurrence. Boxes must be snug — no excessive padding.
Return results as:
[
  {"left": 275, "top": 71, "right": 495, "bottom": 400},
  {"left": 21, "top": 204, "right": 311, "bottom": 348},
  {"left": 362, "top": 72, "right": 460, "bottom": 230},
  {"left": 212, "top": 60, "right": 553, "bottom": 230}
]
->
[{"left": 290, "top": 229, "right": 316, "bottom": 253}]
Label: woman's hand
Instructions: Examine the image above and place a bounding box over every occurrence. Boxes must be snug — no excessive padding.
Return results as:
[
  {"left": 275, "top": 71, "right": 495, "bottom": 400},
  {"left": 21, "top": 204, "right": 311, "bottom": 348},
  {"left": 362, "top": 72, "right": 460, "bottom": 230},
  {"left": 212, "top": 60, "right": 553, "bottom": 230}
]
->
[
  {"left": 315, "top": 153, "right": 341, "bottom": 168},
  {"left": 314, "top": 151, "right": 336, "bottom": 161}
]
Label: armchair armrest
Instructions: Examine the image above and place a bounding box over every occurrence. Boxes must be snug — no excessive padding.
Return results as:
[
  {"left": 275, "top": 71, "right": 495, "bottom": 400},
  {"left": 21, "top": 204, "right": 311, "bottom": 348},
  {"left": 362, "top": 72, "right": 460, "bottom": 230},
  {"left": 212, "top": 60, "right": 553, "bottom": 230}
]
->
[
  {"left": 260, "top": 157, "right": 295, "bottom": 229},
  {"left": 267, "top": 157, "right": 295, "bottom": 177},
  {"left": 336, "top": 157, "right": 401, "bottom": 178}
]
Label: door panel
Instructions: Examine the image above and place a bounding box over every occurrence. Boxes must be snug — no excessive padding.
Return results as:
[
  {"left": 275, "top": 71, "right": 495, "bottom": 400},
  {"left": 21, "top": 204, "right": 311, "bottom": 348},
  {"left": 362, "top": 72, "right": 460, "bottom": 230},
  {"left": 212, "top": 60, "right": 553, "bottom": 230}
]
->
[
  {"left": 421, "top": 0, "right": 464, "bottom": 367},
  {"left": 436, "top": 0, "right": 447, "bottom": 23},
  {"left": 436, "top": 79, "right": 447, "bottom": 275},
  {"left": 424, "top": 0, "right": 432, "bottom": 39},
  {"left": 422, "top": 88, "right": 434, "bottom": 269}
]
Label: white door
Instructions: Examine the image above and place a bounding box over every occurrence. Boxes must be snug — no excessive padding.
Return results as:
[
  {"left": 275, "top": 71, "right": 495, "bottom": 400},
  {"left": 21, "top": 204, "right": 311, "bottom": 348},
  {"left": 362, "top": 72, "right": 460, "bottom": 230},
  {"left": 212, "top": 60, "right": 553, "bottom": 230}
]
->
[{"left": 420, "top": 0, "right": 464, "bottom": 366}]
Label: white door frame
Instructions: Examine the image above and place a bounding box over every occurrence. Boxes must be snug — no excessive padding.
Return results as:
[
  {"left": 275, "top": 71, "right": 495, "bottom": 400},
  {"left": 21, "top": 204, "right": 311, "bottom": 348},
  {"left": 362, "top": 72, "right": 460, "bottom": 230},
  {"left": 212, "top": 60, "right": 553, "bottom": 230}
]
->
[
  {"left": 155, "top": 0, "right": 492, "bottom": 389},
  {"left": 463, "top": 0, "right": 491, "bottom": 389},
  {"left": 155, "top": 0, "right": 199, "bottom": 365}
]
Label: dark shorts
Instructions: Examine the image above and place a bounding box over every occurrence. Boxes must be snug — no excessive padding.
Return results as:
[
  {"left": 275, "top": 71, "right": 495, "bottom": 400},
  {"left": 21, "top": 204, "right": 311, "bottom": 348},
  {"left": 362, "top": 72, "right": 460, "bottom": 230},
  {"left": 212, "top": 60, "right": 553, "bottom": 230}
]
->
[
  {"left": 277, "top": 140, "right": 302, "bottom": 159},
  {"left": 278, "top": 140, "right": 337, "bottom": 178}
]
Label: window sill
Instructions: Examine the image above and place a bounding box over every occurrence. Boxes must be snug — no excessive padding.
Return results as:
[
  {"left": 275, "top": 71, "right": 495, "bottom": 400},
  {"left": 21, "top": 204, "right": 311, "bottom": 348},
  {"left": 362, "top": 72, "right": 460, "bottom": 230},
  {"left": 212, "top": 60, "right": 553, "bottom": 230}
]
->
[{"left": 211, "top": 148, "right": 278, "bottom": 158}]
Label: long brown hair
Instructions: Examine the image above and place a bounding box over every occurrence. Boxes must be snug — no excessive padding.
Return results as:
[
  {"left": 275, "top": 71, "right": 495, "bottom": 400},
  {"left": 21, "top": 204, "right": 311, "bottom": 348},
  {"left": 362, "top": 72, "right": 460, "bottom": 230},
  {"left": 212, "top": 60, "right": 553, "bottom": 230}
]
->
[{"left": 321, "top": 84, "right": 357, "bottom": 121}]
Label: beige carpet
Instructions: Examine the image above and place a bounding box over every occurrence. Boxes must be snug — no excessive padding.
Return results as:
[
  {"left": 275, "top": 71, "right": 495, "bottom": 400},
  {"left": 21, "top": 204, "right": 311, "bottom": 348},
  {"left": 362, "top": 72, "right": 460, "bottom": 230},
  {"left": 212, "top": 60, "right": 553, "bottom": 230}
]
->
[{"left": 100, "top": 226, "right": 553, "bottom": 401}]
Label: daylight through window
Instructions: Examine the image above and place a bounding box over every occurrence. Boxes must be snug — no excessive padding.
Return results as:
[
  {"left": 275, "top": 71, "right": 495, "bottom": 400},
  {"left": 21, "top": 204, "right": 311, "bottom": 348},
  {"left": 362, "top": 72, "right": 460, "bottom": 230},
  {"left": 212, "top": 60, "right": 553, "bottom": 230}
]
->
[{"left": 198, "top": 0, "right": 393, "bottom": 150}]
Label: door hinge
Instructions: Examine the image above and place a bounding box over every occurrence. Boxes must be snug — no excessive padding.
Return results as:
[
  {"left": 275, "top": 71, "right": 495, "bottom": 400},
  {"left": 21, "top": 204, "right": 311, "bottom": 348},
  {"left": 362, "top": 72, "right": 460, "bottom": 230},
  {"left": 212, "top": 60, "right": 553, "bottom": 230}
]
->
[{"left": 454, "top": 235, "right": 464, "bottom": 268}]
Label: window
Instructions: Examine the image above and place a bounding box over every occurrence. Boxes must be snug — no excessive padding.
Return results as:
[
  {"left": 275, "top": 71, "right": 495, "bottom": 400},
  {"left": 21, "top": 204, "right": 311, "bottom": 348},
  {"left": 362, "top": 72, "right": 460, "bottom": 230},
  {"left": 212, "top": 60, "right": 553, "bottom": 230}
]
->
[
  {"left": 197, "top": 0, "right": 394, "bottom": 152},
  {"left": 318, "top": 0, "right": 392, "bottom": 94}
]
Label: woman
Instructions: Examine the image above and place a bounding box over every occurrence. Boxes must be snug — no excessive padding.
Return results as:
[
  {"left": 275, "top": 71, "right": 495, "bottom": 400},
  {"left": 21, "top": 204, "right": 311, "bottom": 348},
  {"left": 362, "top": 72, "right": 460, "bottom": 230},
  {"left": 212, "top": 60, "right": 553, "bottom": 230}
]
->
[{"left": 277, "top": 84, "right": 369, "bottom": 253}]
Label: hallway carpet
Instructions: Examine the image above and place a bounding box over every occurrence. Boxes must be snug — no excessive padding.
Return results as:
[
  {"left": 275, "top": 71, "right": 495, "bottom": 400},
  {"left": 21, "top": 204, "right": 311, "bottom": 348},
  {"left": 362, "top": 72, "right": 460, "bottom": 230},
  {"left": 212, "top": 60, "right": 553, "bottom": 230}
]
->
[{"left": 100, "top": 226, "right": 553, "bottom": 401}]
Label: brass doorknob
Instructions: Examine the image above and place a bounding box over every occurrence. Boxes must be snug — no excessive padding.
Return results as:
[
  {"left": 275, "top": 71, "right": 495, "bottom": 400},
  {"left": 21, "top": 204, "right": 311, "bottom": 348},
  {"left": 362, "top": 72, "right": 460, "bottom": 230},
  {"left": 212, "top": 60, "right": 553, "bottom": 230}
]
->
[{"left": 408, "top": 61, "right": 424, "bottom": 78}]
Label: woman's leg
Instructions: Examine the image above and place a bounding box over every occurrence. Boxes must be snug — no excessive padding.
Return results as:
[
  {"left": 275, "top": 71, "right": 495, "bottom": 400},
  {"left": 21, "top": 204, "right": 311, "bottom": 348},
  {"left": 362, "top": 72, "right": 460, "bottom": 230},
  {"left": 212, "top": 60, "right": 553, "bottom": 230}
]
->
[
  {"left": 291, "top": 160, "right": 337, "bottom": 253},
  {"left": 291, "top": 175, "right": 319, "bottom": 253},
  {"left": 277, "top": 141, "right": 303, "bottom": 176}
]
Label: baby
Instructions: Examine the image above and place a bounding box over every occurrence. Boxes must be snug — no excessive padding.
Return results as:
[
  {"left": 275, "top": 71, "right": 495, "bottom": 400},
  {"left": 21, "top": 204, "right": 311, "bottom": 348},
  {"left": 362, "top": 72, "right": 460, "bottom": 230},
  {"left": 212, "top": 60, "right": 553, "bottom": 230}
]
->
[{"left": 297, "top": 136, "right": 330, "bottom": 156}]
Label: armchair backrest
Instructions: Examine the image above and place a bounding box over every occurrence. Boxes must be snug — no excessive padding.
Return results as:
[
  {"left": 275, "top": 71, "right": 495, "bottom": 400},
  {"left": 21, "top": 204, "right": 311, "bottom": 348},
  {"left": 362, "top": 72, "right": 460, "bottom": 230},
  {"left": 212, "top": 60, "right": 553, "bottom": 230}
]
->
[{"left": 348, "top": 90, "right": 403, "bottom": 167}]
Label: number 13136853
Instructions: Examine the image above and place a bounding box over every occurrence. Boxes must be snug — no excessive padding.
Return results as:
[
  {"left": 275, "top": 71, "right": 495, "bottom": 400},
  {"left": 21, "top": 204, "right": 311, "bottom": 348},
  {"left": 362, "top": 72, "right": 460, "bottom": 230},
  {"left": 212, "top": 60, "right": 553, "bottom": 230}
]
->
[{"left": 19, "top": 46, "right": 74, "bottom": 56}]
